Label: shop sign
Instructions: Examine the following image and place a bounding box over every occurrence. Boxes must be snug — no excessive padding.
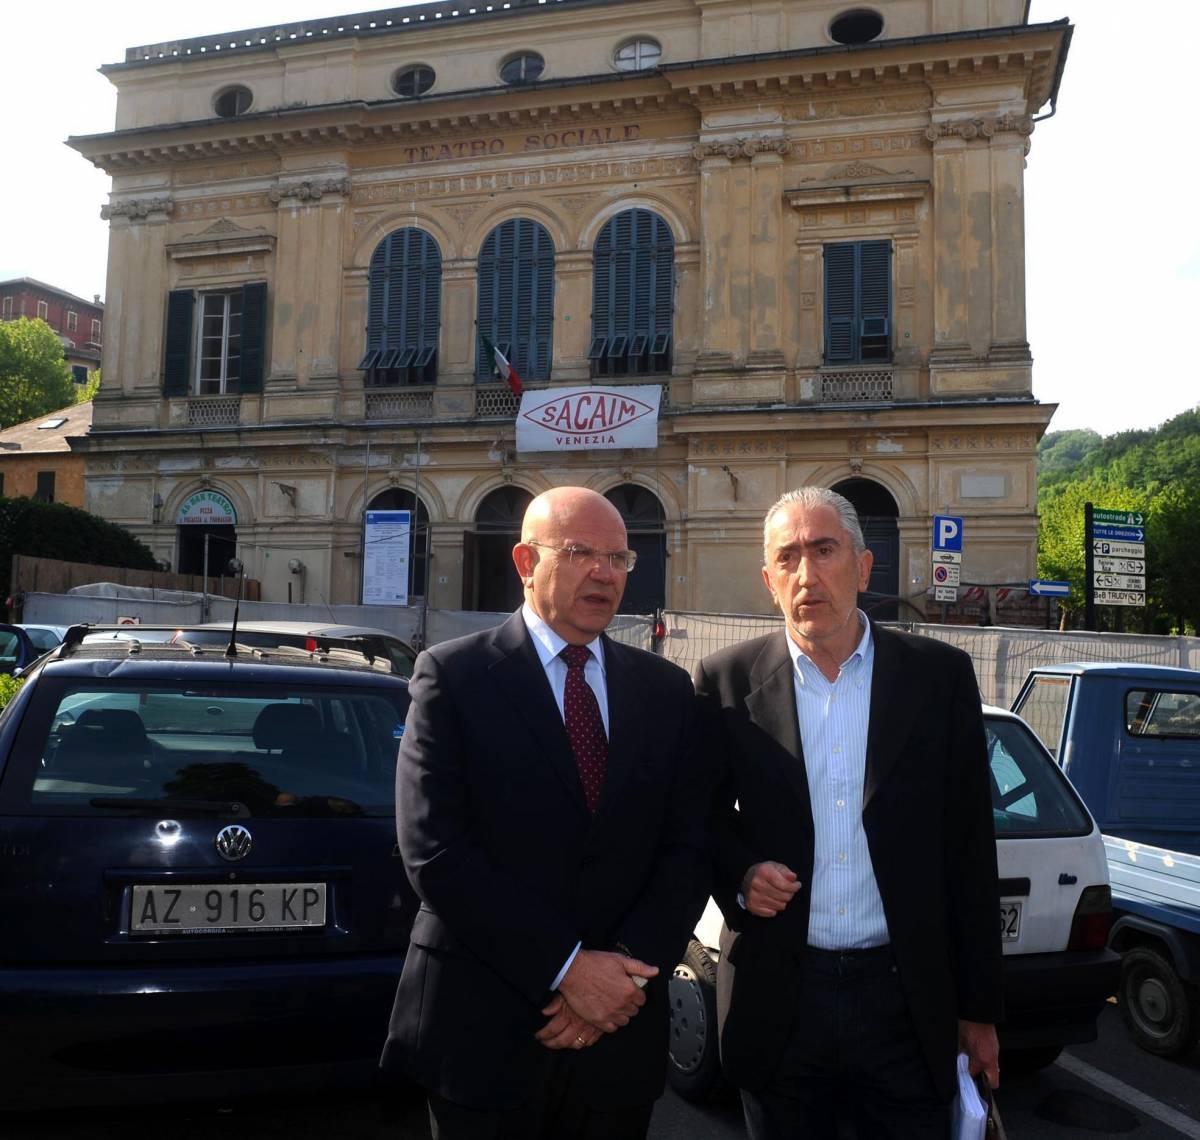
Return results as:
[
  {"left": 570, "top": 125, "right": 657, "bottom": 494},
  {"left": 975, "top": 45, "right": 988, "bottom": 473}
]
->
[
  {"left": 516, "top": 386, "right": 661, "bottom": 452},
  {"left": 176, "top": 491, "right": 237, "bottom": 526}
]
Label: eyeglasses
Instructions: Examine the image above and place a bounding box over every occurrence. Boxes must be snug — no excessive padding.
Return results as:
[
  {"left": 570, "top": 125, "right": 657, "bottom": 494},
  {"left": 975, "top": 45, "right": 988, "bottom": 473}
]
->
[{"left": 526, "top": 540, "right": 638, "bottom": 574}]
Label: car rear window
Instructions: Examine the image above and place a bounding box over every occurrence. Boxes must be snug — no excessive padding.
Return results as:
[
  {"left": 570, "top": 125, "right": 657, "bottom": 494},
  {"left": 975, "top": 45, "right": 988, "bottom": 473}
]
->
[
  {"left": 0, "top": 679, "right": 407, "bottom": 819},
  {"left": 987, "top": 716, "right": 1092, "bottom": 837},
  {"left": 1125, "top": 689, "right": 1200, "bottom": 738}
]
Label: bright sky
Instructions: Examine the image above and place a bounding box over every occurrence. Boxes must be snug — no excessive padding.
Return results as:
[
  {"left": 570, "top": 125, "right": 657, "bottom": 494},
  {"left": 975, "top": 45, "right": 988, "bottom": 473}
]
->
[{"left": 3, "top": 1, "right": 1196, "bottom": 437}]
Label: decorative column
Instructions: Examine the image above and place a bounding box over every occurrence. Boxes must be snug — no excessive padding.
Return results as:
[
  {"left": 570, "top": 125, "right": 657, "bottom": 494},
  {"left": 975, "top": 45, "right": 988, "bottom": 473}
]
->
[
  {"left": 435, "top": 258, "right": 478, "bottom": 417},
  {"left": 989, "top": 114, "right": 1035, "bottom": 361},
  {"left": 693, "top": 144, "right": 736, "bottom": 372},
  {"left": 746, "top": 138, "right": 790, "bottom": 371},
  {"left": 926, "top": 124, "right": 973, "bottom": 363}
]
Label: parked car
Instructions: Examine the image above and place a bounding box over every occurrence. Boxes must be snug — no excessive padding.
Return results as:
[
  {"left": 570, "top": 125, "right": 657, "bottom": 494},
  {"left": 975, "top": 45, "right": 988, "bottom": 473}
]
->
[
  {"left": 0, "top": 623, "right": 68, "bottom": 675},
  {"left": 174, "top": 621, "right": 418, "bottom": 678},
  {"left": 1012, "top": 662, "right": 1200, "bottom": 1057},
  {"left": 667, "top": 704, "right": 1121, "bottom": 1100},
  {"left": 0, "top": 624, "right": 413, "bottom": 1109}
]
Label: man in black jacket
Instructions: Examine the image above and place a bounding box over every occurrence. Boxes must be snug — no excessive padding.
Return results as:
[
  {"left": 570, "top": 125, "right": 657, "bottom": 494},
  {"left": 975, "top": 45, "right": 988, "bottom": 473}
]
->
[
  {"left": 382, "top": 486, "right": 709, "bottom": 1140},
  {"left": 694, "top": 486, "right": 1001, "bottom": 1139}
]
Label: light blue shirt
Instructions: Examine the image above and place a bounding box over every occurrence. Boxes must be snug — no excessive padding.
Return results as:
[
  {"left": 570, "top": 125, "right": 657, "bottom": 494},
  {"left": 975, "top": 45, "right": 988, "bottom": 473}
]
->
[
  {"left": 786, "top": 613, "right": 890, "bottom": 950},
  {"left": 521, "top": 603, "right": 608, "bottom": 987}
]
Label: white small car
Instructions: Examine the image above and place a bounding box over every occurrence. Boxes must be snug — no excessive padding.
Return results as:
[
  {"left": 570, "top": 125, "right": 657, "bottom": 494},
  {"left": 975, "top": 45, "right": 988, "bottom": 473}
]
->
[{"left": 668, "top": 704, "right": 1122, "bottom": 1099}]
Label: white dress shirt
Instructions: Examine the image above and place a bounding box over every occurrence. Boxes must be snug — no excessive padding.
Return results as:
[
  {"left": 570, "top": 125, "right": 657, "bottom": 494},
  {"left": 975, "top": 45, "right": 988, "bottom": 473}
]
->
[
  {"left": 521, "top": 603, "right": 608, "bottom": 986},
  {"left": 785, "top": 613, "right": 890, "bottom": 950}
]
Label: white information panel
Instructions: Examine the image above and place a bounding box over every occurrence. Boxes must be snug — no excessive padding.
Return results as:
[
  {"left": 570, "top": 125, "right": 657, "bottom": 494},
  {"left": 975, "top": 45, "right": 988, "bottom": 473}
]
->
[{"left": 362, "top": 510, "right": 411, "bottom": 606}]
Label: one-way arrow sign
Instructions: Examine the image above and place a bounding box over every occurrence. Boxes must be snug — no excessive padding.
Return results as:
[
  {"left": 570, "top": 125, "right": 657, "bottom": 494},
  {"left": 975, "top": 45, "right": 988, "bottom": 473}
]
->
[
  {"left": 1091, "top": 524, "right": 1145, "bottom": 542},
  {"left": 1029, "top": 580, "right": 1071, "bottom": 597}
]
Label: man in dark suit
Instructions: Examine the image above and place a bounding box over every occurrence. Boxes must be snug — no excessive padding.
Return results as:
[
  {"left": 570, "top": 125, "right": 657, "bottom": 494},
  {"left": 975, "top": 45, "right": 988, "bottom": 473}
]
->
[
  {"left": 381, "top": 486, "right": 709, "bottom": 1140},
  {"left": 694, "top": 486, "right": 1002, "bottom": 1139}
]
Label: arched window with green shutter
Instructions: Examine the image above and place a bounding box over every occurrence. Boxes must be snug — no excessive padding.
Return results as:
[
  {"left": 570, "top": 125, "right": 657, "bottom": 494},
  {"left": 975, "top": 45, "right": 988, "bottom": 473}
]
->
[
  {"left": 475, "top": 218, "right": 555, "bottom": 383},
  {"left": 360, "top": 227, "right": 442, "bottom": 386},
  {"left": 589, "top": 208, "right": 674, "bottom": 377},
  {"left": 823, "top": 240, "right": 891, "bottom": 364}
]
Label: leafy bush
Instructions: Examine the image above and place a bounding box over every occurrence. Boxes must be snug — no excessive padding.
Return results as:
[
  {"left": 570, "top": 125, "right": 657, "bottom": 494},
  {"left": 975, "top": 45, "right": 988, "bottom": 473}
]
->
[{"left": 0, "top": 674, "right": 22, "bottom": 710}]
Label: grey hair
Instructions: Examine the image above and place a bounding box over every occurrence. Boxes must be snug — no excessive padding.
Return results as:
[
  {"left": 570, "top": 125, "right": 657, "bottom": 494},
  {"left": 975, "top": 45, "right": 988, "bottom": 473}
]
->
[{"left": 762, "top": 487, "right": 867, "bottom": 562}]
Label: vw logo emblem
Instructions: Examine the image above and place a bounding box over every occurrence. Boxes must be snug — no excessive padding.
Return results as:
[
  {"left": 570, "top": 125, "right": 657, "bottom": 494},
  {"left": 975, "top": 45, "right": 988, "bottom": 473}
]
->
[{"left": 215, "top": 823, "right": 253, "bottom": 862}]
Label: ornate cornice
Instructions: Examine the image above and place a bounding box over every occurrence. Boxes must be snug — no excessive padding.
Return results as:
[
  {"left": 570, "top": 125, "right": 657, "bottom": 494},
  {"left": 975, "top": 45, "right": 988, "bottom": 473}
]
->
[
  {"left": 691, "top": 135, "right": 792, "bottom": 162},
  {"left": 268, "top": 176, "right": 352, "bottom": 205},
  {"left": 101, "top": 195, "right": 173, "bottom": 221},
  {"left": 924, "top": 113, "right": 1034, "bottom": 143}
]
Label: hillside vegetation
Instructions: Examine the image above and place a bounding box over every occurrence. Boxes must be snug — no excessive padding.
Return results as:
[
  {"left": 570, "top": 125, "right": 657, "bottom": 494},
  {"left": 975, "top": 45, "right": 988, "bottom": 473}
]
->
[{"left": 1037, "top": 408, "right": 1200, "bottom": 633}]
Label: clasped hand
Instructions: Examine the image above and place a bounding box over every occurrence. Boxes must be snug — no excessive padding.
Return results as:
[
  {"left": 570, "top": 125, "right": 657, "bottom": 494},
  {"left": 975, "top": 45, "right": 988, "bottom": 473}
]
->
[
  {"left": 535, "top": 949, "right": 658, "bottom": 1050},
  {"left": 742, "top": 860, "right": 801, "bottom": 918}
]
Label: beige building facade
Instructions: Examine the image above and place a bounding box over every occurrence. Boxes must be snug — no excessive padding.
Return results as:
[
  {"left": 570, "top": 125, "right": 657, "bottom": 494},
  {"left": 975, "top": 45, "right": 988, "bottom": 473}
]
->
[{"left": 70, "top": 0, "right": 1069, "bottom": 619}]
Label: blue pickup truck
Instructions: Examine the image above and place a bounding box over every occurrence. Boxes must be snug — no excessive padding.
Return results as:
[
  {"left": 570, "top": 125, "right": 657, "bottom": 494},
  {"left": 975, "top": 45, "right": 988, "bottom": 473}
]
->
[{"left": 1012, "top": 662, "right": 1200, "bottom": 1057}]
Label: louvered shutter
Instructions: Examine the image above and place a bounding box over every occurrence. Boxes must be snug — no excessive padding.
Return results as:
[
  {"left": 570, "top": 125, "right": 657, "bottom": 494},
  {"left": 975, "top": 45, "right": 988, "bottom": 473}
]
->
[
  {"left": 858, "top": 240, "right": 891, "bottom": 359},
  {"left": 239, "top": 282, "right": 267, "bottom": 393},
  {"left": 365, "top": 229, "right": 442, "bottom": 378},
  {"left": 823, "top": 243, "right": 856, "bottom": 363},
  {"left": 367, "top": 241, "right": 388, "bottom": 354},
  {"left": 163, "top": 289, "right": 194, "bottom": 395},
  {"left": 476, "top": 219, "right": 554, "bottom": 381}
]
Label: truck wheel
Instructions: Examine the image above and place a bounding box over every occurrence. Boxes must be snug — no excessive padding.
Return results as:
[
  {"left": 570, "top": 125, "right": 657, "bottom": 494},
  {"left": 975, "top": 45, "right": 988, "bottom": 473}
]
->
[
  {"left": 667, "top": 939, "right": 722, "bottom": 1102},
  {"left": 1118, "top": 946, "right": 1200, "bottom": 1057}
]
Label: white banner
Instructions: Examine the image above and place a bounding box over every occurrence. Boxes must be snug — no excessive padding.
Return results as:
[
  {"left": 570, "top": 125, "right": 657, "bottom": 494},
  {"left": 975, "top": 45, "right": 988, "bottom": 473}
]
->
[
  {"left": 362, "top": 510, "right": 411, "bottom": 606},
  {"left": 516, "top": 385, "right": 661, "bottom": 452},
  {"left": 176, "top": 490, "right": 237, "bottom": 526}
]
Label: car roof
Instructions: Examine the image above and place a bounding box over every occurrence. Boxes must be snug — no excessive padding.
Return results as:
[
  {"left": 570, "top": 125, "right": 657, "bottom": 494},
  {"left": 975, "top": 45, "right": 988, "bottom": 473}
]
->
[
  {"left": 194, "top": 621, "right": 405, "bottom": 640},
  {"left": 1026, "top": 662, "right": 1200, "bottom": 683}
]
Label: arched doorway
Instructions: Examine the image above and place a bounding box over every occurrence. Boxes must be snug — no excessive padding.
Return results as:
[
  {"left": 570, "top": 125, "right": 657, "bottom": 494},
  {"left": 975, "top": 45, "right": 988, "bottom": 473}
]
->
[
  {"left": 605, "top": 484, "right": 666, "bottom": 614},
  {"left": 175, "top": 489, "right": 238, "bottom": 577},
  {"left": 833, "top": 478, "right": 900, "bottom": 621},
  {"left": 466, "top": 486, "right": 533, "bottom": 612},
  {"left": 365, "top": 487, "right": 430, "bottom": 599}
]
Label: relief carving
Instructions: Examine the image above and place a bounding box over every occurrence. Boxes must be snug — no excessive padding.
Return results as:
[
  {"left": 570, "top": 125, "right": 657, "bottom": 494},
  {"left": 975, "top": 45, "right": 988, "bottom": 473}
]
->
[
  {"left": 101, "top": 196, "right": 174, "bottom": 221},
  {"left": 924, "top": 114, "right": 1033, "bottom": 143},
  {"left": 268, "top": 176, "right": 352, "bottom": 204},
  {"left": 691, "top": 135, "right": 792, "bottom": 162}
]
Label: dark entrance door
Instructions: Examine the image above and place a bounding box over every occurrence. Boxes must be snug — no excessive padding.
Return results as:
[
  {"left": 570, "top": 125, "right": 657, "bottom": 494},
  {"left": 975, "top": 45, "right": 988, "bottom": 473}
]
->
[
  {"left": 177, "top": 525, "right": 237, "bottom": 577},
  {"left": 833, "top": 478, "right": 899, "bottom": 621},
  {"left": 604, "top": 484, "right": 666, "bottom": 615},
  {"left": 468, "top": 486, "right": 533, "bottom": 612},
  {"left": 366, "top": 488, "right": 430, "bottom": 599}
]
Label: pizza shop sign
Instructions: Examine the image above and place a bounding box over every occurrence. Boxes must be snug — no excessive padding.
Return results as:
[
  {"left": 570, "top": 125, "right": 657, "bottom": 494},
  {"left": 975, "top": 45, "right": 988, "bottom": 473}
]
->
[
  {"left": 516, "top": 386, "right": 661, "bottom": 452},
  {"left": 176, "top": 490, "right": 237, "bottom": 526}
]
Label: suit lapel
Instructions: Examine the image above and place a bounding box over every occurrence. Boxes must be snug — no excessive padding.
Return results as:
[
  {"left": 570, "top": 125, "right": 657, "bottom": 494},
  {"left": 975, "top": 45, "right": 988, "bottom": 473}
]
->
[
  {"left": 487, "top": 612, "right": 589, "bottom": 815},
  {"left": 744, "top": 632, "right": 813, "bottom": 812},
  {"left": 864, "top": 624, "right": 916, "bottom": 808}
]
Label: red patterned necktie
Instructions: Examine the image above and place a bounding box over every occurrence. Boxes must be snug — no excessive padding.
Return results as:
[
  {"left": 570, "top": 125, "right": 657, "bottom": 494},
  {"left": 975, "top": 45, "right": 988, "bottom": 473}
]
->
[{"left": 561, "top": 644, "right": 609, "bottom": 812}]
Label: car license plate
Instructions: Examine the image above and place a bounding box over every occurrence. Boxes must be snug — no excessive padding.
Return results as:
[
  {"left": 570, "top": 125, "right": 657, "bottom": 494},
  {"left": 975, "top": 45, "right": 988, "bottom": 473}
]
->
[
  {"left": 130, "top": 882, "right": 326, "bottom": 934},
  {"left": 1000, "top": 900, "right": 1022, "bottom": 942}
]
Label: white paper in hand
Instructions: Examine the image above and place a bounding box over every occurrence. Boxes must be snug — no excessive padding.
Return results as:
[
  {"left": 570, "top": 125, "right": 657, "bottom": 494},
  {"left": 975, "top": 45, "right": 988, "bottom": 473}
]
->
[{"left": 953, "top": 1052, "right": 987, "bottom": 1140}]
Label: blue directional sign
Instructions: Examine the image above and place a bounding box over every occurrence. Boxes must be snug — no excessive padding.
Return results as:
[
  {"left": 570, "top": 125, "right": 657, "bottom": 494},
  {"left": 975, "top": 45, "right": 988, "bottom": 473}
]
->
[
  {"left": 1029, "top": 580, "right": 1071, "bottom": 597},
  {"left": 932, "top": 514, "right": 964, "bottom": 552},
  {"left": 1090, "top": 525, "right": 1145, "bottom": 542}
]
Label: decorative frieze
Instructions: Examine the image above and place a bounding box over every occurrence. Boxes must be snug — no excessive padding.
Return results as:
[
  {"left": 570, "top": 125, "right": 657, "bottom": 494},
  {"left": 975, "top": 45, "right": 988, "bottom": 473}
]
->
[
  {"left": 101, "top": 196, "right": 173, "bottom": 221},
  {"left": 689, "top": 438, "right": 786, "bottom": 457},
  {"left": 691, "top": 136, "right": 792, "bottom": 161},
  {"left": 929, "top": 432, "right": 1038, "bottom": 452},
  {"left": 268, "top": 177, "right": 352, "bottom": 205},
  {"left": 924, "top": 114, "right": 1034, "bottom": 142}
]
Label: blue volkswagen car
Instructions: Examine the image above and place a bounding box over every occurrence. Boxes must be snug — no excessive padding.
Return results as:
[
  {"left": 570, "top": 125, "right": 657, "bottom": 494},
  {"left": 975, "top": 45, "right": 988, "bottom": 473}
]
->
[{"left": 0, "top": 627, "right": 413, "bottom": 1109}]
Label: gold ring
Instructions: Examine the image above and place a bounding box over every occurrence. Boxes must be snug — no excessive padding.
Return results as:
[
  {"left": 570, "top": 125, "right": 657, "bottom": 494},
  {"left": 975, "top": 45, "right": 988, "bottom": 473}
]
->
[{"left": 575, "top": 1034, "right": 586, "bottom": 1046}]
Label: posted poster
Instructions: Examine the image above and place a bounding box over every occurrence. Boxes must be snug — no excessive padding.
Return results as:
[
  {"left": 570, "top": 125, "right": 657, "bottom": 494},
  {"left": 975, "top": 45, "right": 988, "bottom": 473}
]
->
[
  {"left": 516, "top": 385, "right": 661, "bottom": 452},
  {"left": 362, "top": 510, "right": 411, "bottom": 606}
]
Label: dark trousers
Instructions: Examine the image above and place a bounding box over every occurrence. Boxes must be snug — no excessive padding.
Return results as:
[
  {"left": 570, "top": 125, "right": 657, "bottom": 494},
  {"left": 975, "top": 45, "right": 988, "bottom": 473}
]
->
[
  {"left": 742, "top": 945, "right": 951, "bottom": 1140},
  {"left": 428, "top": 1051, "right": 654, "bottom": 1140}
]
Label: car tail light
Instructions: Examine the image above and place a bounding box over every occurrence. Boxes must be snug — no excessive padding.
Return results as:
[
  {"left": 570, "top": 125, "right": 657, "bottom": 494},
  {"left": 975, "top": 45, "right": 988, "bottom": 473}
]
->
[
  {"left": 1067, "top": 884, "right": 1113, "bottom": 951},
  {"left": 305, "top": 637, "right": 318, "bottom": 652}
]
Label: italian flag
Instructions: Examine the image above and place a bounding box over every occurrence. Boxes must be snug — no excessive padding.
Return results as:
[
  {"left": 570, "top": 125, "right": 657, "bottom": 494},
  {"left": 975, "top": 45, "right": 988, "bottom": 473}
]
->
[{"left": 481, "top": 334, "right": 523, "bottom": 397}]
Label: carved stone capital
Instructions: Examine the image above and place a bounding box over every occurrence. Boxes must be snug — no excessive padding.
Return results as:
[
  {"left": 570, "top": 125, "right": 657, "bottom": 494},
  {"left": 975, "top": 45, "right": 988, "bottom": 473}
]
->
[
  {"left": 268, "top": 176, "right": 352, "bottom": 205},
  {"left": 692, "top": 135, "right": 792, "bottom": 162},
  {"left": 924, "top": 114, "right": 1033, "bottom": 143},
  {"left": 101, "top": 195, "right": 174, "bottom": 221}
]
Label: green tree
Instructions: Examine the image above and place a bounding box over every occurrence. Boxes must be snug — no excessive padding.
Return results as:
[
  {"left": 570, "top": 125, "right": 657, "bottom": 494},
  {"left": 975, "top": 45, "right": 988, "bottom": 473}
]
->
[
  {"left": 75, "top": 369, "right": 101, "bottom": 404},
  {"left": 1146, "top": 478, "right": 1200, "bottom": 634},
  {"left": 0, "top": 675, "right": 22, "bottom": 710},
  {"left": 0, "top": 318, "right": 76, "bottom": 429}
]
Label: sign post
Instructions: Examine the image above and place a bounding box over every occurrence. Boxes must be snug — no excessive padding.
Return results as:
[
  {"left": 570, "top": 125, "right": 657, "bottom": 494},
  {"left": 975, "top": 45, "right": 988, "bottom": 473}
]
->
[{"left": 1085, "top": 504, "right": 1147, "bottom": 629}]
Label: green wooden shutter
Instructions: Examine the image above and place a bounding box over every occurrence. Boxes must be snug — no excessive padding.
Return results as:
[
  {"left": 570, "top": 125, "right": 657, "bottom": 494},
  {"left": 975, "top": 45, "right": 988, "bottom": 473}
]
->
[
  {"left": 857, "top": 240, "right": 891, "bottom": 361},
  {"left": 476, "top": 219, "right": 554, "bottom": 381},
  {"left": 163, "top": 289, "right": 195, "bottom": 395},
  {"left": 239, "top": 282, "right": 267, "bottom": 393},
  {"left": 823, "top": 244, "right": 856, "bottom": 363}
]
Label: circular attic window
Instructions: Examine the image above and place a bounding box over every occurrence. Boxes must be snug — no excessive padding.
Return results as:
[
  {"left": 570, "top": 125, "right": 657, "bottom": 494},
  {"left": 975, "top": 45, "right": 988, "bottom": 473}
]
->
[
  {"left": 213, "top": 85, "right": 253, "bottom": 118},
  {"left": 500, "top": 52, "right": 545, "bottom": 85},
  {"left": 393, "top": 64, "right": 436, "bottom": 98},
  {"left": 829, "top": 10, "right": 884, "bottom": 45},
  {"left": 614, "top": 37, "right": 662, "bottom": 71}
]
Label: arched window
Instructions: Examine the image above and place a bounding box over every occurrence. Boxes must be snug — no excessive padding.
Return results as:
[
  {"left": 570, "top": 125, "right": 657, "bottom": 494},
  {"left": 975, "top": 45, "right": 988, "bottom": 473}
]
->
[
  {"left": 476, "top": 219, "right": 555, "bottom": 383},
  {"left": 366, "top": 487, "right": 430, "bottom": 598},
  {"left": 589, "top": 208, "right": 673, "bottom": 377},
  {"left": 359, "top": 228, "right": 442, "bottom": 387},
  {"left": 605, "top": 484, "right": 666, "bottom": 614},
  {"left": 466, "top": 486, "right": 534, "bottom": 611}
]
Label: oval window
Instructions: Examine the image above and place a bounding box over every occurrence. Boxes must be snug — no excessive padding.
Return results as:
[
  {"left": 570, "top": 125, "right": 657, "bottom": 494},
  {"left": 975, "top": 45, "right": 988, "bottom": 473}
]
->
[
  {"left": 829, "top": 9, "right": 884, "bottom": 45},
  {"left": 500, "top": 52, "right": 545, "bottom": 85},
  {"left": 614, "top": 37, "right": 662, "bottom": 72},
  {"left": 213, "top": 86, "right": 253, "bottom": 118},
  {"left": 393, "top": 64, "right": 436, "bottom": 98}
]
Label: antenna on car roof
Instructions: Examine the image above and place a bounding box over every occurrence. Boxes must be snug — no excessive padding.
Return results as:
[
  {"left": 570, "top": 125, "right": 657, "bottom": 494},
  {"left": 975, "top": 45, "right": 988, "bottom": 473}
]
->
[{"left": 224, "top": 559, "right": 245, "bottom": 659}]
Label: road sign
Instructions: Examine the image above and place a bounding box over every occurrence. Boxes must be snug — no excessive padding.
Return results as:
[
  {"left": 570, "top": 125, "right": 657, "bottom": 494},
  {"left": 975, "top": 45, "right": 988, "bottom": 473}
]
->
[
  {"left": 1094, "top": 588, "right": 1145, "bottom": 607},
  {"left": 1091, "top": 539, "right": 1145, "bottom": 559},
  {"left": 933, "top": 586, "right": 957, "bottom": 602},
  {"left": 1093, "top": 572, "right": 1146, "bottom": 591},
  {"left": 1094, "top": 556, "right": 1145, "bottom": 575},
  {"left": 932, "top": 515, "right": 964, "bottom": 552},
  {"left": 932, "top": 564, "right": 961, "bottom": 587},
  {"left": 931, "top": 550, "right": 963, "bottom": 565},
  {"left": 1090, "top": 524, "right": 1145, "bottom": 542},
  {"left": 1029, "top": 580, "right": 1070, "bottom": 597},
  {"left": 1093, "top": 508, "right": 1145, "bottom": 527}
]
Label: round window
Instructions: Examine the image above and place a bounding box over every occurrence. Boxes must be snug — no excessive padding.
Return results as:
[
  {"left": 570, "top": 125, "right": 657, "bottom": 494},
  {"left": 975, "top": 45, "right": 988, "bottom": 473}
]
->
[
  {"left": 393, "top": 64, "right": 436, "bottom": 98},
  {"left": 829, "top": 9, "right": 884, "bottom": 45},
  {"left": 614, "top": 37, "right": 662, "bottom": 71},
  {"left": 213, "top": 86, "right": 253, "bottom": 118},
  {"left": 500, "top": 52, "right": 545, "bottom": 85}
]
